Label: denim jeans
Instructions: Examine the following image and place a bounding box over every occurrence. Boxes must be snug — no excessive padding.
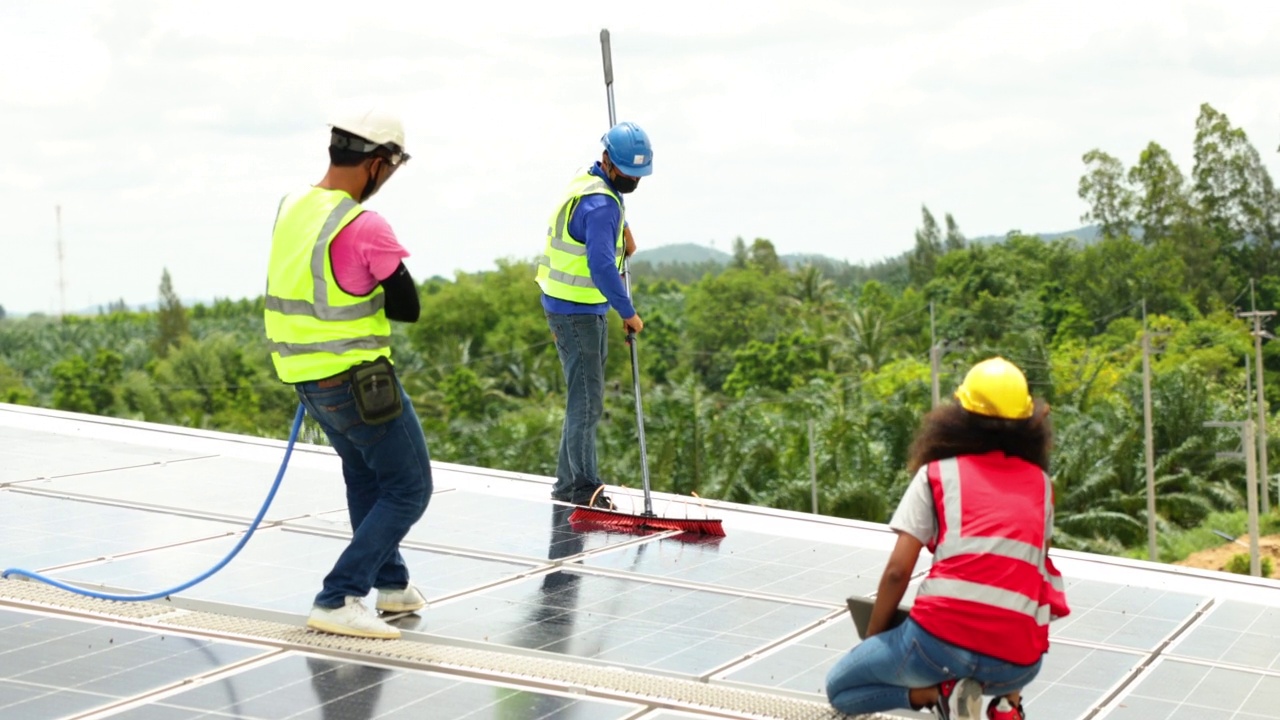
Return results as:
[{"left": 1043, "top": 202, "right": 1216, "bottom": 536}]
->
[
  {"left": 825, "top": 617, "right": 1042, "bottom": 715},
  {"left": 294, "top": 375, "right": 433, "bottom": 609},
  {"left": 546, "top": 312, "right": 608, "bottom": 499}
]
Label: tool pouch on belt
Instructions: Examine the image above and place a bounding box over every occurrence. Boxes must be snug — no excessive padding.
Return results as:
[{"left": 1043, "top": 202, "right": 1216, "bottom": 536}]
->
[{"left": 351, "top": 357, "right": 403, "bottom": 425}]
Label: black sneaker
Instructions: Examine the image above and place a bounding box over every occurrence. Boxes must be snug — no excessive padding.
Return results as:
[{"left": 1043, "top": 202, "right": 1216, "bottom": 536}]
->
[{"left": 571, "top": 485, "right": 615, "bottom": 510}]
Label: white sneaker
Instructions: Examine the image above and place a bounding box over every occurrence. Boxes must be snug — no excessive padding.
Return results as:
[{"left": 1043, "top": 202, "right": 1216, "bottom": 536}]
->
[
  {"left": 376, "top": 584, "right": 427, "bottom": 614},
  {"left": 307, "top": 597, "right": 401, "bottom": 639}
]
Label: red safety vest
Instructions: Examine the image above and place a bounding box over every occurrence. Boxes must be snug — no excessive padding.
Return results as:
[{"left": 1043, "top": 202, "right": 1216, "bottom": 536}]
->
[{"left": 909, "top": 452, "right": 1071, "bottom": 665}]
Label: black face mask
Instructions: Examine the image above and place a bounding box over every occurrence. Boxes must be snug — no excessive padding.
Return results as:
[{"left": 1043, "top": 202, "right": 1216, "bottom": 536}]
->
[
  {"left": 612, "top": 174, "right": 639, "bottom": 194},
  {"left": 359, "top": 159, "right": 383, "bottom": 202}
]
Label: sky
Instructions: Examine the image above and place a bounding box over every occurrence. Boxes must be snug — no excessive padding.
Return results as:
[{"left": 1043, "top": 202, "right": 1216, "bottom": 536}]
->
[{"left": 2, "top": 0, "right": 1279, "bottom": 316}]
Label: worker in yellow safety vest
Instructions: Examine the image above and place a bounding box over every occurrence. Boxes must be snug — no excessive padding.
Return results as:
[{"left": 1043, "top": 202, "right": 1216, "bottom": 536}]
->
[
  {"left": 535, "top": 122, "right": 652, "bottom": 509},
  {"left": 264, "top": 110, "right": 431, "bottom": 641}
]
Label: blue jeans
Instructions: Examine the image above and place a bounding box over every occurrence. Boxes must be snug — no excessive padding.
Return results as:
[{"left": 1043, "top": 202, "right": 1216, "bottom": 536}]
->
[
  {"left": 294, "top": 376, "right": 433, "bottom": 609},
  {"left": 825, "top": 618, "right": 1042, "bottom": 715},
  {"left": 546, "top": 312, "right": 608, "bottom": 499}
]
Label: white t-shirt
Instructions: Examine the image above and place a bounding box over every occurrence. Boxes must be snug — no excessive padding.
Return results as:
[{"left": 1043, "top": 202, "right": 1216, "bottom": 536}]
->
[{"left": 890, "top": 466, "right": 937, "bottom": 545}]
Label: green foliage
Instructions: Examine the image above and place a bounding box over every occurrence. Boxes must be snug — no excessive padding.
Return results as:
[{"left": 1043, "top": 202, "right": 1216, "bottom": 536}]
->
[
  {"left": 1225, "top": 553, "right": 1274, "bottom": 577},
  {"left": 153, "top": 268, "right": 190, "bottom": 358}
]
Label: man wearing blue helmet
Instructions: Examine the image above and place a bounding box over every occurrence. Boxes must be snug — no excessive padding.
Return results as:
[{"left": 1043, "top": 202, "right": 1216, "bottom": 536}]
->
[{"left": 535, "top": 121, "right": 654, "bottom": 508}]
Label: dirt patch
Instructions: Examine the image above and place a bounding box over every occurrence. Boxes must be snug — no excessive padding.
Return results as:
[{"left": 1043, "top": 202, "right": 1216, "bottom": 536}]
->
[{"left": 1174, "top": 534, "right": 1280, "bottom": 578}]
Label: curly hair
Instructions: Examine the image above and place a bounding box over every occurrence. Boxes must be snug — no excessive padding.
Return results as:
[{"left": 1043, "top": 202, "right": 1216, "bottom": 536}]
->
[{"left": 906, "top": 401, "right": 1054, "bottom": 474}]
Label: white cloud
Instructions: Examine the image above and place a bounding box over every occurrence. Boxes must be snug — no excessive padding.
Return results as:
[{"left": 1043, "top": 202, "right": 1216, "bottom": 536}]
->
[{"left": 2, "top": 0, "right": 1278, "bottom": 315}]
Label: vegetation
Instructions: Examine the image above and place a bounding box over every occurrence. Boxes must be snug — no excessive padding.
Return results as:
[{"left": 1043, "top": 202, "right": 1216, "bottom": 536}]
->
[
  {"left": 1225, "top": 553, "right": 1274, "bottom": 578},
  {"left": 1, "top": 103, "right": 1277, "bottom": 562}
]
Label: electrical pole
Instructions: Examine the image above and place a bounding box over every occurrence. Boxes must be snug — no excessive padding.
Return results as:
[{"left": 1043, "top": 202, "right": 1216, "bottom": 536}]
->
[
  {"left": 930, "top": 301, "right": 941, "bottom": 408},
  {"left": 1237, "top": 279, "right": 1274, "bottom": 513},
  {"left": 1207, "top": 419, "right": 1261, "bottom": 576},
  {"left": 1142, "top": 300, "right": 1158, "bottom": 562},
  {"left": 809, "top": 418, "right": 818, "bottom": 514}
]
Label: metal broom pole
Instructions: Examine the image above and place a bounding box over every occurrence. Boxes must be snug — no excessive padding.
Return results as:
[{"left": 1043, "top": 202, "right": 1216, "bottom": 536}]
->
[{"left": 600, "top": 28, "right": 655, "bottom": 518}]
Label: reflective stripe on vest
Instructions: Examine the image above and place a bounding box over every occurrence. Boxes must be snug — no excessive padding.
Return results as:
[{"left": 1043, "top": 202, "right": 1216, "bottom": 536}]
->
[
  {"left": 265, "top": 197, "right": 386, "bottom": 323},
  {"left": 264, "top": 188, "right": 392, "bottom": 383},
  {"left": 534, "top": 173, "right": 625, "bottom": 303}
]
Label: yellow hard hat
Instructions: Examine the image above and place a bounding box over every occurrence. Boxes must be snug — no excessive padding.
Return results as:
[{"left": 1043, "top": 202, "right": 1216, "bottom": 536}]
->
[{"left": 954, "top": 357, "right": 1034, "bottom": 420}]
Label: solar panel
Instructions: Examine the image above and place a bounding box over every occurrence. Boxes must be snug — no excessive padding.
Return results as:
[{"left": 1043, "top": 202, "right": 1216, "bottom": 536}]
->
[
  {"left": 3, "top": 402, "right": 1280, "bottom": 720},
  {"left": 0, "top": 607, "right": 267, "bottom": 720}
]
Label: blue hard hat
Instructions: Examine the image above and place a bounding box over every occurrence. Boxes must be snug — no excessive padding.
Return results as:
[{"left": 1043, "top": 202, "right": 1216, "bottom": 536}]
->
[{"left": 601, "top": 121, "right": 653, "bottom": 177}]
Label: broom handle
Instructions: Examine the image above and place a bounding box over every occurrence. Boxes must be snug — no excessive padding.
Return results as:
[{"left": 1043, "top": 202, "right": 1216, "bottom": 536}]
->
[
  {"left": 602, "top": 28, "right": 655, "bottom": 516},
  {"left": 622, "top": 261, "right": 654, "bottom": 516}
]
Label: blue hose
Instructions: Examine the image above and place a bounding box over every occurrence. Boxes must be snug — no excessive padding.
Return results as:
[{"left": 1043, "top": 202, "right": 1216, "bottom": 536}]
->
[{"left": 1, "top": 403, "right": 306, "bottom": 602}]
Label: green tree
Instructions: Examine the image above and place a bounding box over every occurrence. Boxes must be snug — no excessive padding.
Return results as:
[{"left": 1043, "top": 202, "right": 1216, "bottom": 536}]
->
[
  {"left": 944, "top": 213, "right": 966, "bottom": 252},
  {"left": 748, "top": 238, "right": 782, "bottom": 275},
  {"left": 908, "top": 205, "right": 943, "bottom": 286},
  {"left": 1191, "top": 102, "right": 1280, "bottom": 280},
  {"left": 1079, "top": 149, "right": 1136, "bottom": 239},
  {"left": 152, "top": 268, "right": 190, "bottom": 359},
  {"left": 722, "top": 330, "right": 827, "bottom": 397},
  {"left": 1128, "top": 141, "right": 1188, "bottom": 246}
]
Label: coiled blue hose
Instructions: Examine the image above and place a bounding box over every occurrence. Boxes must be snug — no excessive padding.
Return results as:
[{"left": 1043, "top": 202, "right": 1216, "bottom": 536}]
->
[{"left": 1, "top": 403, "right": 306, "bottom": 601}]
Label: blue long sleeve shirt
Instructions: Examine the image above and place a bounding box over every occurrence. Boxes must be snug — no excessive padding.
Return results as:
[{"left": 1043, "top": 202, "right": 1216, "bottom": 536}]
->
[{"left": 540, "top": 163, "right": 635, "bottom": 319}]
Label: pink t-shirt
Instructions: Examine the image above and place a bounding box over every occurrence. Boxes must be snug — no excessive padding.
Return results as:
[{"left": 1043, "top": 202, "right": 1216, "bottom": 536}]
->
[{"left": 329, "top": 210, "right": 410, "bottom": 296}]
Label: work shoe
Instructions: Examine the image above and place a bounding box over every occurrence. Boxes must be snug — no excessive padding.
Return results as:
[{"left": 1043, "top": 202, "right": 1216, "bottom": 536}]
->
[
  {"left": 553, "top": 485, "right": 615, "bottom": 510},
  {"left": 987, "top": 697, "right": 1025, "bottom": 720},
  {"left": 307, "top": 597, "right": 401, "bottom": 639},
  {"left": 935, "top": 678, "right": 983, "bottom": 719},
  {"left": 376, "top": 584, "right": 427, "bottom": 614},
  {"left": 574, "top": 485, "right": 615, "bottom": 510}
]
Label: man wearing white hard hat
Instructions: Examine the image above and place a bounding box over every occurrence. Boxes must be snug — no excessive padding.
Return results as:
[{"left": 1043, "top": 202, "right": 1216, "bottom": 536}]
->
[{"left": 264, "top": 110, "right": 432, "bottom": 640}]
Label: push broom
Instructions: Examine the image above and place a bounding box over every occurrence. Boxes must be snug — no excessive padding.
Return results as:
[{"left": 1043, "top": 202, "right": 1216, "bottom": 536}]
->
[{"left": 568, "top": 29, "right": 725, "bottom": 537}]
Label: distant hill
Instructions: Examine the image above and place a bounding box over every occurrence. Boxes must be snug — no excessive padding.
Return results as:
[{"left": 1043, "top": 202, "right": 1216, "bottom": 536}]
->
[
  {"left": 632, "top": 243, "right": 851, "bottom": 269},
  {"left": 635, "top": 226, "right": 1105, "bottom": 270},
  {"left": 969, "top": 225, "right": 1102, "bottom": 246},
  {"left": 632, "top": 243, "right": 732, "bottom": 266}
]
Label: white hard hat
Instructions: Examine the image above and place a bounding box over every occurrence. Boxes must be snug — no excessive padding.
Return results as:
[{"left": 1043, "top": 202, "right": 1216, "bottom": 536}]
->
[{"left": 329, "top": 110, "right": 406, "bottom": 153}]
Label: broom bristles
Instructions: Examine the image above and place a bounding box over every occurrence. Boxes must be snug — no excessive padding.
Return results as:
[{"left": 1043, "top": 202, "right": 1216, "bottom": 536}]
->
[{"left": 569, "top": 506, "right": 725, "bottom": 537}]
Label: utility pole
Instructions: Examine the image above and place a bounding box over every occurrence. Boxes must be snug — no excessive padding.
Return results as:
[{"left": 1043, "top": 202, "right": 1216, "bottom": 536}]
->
[
  {"left": 1142, "top": 299, "right": 1162, "bottom": 562},
  {"left": 1237, "top": 278, "right": 1274, "bottom": 513},
  {"left": 930, "top": 301, "right": 941, "bottom": 407},
  {"left": 809, "top": 418, "right": 818, "bottom": 514},
  {"left": 1207, "top": 419, "right": 1261, "bottom": 576}
]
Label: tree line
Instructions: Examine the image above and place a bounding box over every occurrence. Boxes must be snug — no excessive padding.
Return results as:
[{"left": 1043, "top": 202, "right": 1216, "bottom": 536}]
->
[{"left": 0, "top": 102, "right": 1275, "bottom": 562}]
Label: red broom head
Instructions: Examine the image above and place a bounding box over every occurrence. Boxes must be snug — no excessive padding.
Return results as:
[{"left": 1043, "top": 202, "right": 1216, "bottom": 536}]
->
[{"left": 569, "top": 507, "right": 725, "bottom": 537}]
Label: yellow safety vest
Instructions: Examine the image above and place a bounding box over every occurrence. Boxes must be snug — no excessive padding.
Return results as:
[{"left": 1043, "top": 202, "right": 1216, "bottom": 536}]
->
[
  {"left": 264, "top": 187, "right": 392, "bottom": 383},
  {"left": 534, "top": 171, "right": 625, "bottom": 304}
]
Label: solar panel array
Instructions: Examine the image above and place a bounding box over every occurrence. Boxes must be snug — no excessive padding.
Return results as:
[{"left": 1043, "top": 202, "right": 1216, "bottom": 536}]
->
[{"left": 2, "top": 403, "right": 1279, "bottom": 720}]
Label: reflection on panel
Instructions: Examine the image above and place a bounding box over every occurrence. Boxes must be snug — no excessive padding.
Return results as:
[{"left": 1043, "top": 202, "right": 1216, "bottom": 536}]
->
[
  {"left": 1101, "top": 659, "right": 1280, "bottom": 719},
  {"left": 26, "top": 455, "right": 349, "bottom": 521},
  {"left": 290, "top": 494, "right": 646, "bottom": 561},
  {"left": 0, "top": 608, "right": 265, "bottom": 720},
  {"left": 1050, "top": 579, "right": 1207, "bottom": 650},
  {"left": 110, "top": 654, "right": 642, "bottom": 720},
  {"left": 51, "top": 528, "right": 535, "bottom": 613},
  {"left": 0, "top": 492, "right": 241, "bottom": 570},
  {"left": 408, "top": 565, "right": 829, "bottom": 675},
  {"left": 583, "top": 528, "right": 891, "bottom": 602},
  {"left": 1168, "top": 600, "right": 1280, "bottom": 671},
  {"left": 0, "top": 425, "right": 204, "bottom": 485}
]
